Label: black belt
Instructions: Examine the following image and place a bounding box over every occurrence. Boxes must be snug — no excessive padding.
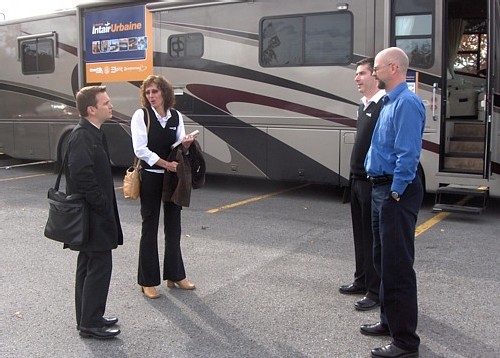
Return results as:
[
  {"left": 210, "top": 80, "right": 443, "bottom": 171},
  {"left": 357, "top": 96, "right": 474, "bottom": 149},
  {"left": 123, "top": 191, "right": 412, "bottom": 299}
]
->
[
  {"left": 368, "top": 175, "right": 393, "bottom": 186},
  {"left": 351, "top": 174, "right": 369, "bottom": 182}
]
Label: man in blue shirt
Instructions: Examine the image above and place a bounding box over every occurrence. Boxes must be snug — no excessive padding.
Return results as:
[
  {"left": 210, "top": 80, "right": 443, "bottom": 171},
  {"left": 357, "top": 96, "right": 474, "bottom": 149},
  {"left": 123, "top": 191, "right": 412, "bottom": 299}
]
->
[{"left": 361, "top": 47, "right": 425, "bottom": 358}]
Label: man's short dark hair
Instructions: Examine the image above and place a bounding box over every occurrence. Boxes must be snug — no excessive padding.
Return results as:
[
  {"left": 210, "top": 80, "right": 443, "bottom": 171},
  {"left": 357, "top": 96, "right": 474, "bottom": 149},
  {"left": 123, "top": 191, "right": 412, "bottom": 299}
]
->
[
  {"left": 76, "top": 85, "right": 107, "bottom": 117},
  {"left": 356, "top": 57, "right": 374, "bottom": 71}
]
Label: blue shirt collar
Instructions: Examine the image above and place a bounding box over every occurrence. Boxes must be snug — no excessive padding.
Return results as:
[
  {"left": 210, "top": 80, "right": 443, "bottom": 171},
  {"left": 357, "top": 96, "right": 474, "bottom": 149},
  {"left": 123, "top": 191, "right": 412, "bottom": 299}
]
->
[{"left": 385, "top": 82, "right": 408, "bottom": 102}]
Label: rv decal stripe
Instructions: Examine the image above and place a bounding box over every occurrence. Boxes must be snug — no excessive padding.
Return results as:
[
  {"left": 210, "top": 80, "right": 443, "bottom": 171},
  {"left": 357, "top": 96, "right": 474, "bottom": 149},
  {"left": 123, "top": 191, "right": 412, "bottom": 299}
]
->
[
  {"left": 155, "top": 55, "right": 357, "bottom": 106},
  {"left": 186, "top": 83, "right": 444, "bottom": 159},
  {"left": 422, "top": 139, "right": 440, "bottom": 153},
  {"left": 186, "top": 83, "right": 461, "bottom": 173},
  {"left": 187, "top": 84, "right": 357, "bottom": 127},
  {"left": 0, "top": 82, "right": 76, "bottom": 107},
  {"left": 0, "top": 81, "right": 129, "bottom": 125},
  {"left": 58, "top": 41, "right": 78, "bottom": 57},
  {"left": 160, "top": 21, "right": 258, "bottom": 40},
  {"left": 179, "top": 91, "right": 342, "bottom": 183}
]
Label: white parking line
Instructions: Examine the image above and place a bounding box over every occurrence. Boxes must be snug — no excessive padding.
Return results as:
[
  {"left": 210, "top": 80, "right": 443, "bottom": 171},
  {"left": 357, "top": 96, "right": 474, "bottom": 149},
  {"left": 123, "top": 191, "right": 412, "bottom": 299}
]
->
[{"left": 0, "top": 160, "right": 54, "bottom": 170}]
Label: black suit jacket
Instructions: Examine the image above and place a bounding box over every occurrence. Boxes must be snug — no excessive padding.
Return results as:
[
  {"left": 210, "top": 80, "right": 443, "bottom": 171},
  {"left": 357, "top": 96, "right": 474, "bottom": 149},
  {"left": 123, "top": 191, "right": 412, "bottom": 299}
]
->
[
  {"left": 162, "top": 140, "right": 206, "bottom": 207},
  {"left": 64, "top": 119, "right": 123, "bottom": 251}
]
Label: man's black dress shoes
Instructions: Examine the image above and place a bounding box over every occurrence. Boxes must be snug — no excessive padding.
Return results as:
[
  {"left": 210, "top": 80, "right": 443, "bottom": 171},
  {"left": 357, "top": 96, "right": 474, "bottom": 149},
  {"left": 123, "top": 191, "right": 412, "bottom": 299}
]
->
[
  {"left": 102, "top": 316, "right": 119, "bottom": 327},
  {"left": 77, "top": 316, "right": 118, "bottom": 330},
  {"left": 355, "top": 296, "right": 380, "bottom": 311},
  {"left": 79, "top": 326, "right": 121, "bottom": 339},
  {"left": 371, "top": 343, "right": 418, "bottom": 357},
  {"left": 360, "top": 322, "right": 390, "bottom": 336},
  {"left": 339, "top": 284, "right": 365, "bottom": 295}
]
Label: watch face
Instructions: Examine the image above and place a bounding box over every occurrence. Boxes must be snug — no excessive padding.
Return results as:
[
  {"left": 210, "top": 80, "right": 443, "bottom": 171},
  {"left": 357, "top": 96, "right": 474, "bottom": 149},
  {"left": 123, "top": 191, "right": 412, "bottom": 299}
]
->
[{"left": 391, "top": 191, "right": 399, "bottom": 199}]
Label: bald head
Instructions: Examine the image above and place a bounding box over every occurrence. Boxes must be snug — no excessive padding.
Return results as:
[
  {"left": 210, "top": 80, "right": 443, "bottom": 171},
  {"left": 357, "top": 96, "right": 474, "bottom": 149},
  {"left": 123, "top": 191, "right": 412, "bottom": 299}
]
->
[
  {"left": 377, "top": 47, "right": 409, "bottom": 72},
  {"left": 373, "top": 47, "right": 409, "bottom": 92}
]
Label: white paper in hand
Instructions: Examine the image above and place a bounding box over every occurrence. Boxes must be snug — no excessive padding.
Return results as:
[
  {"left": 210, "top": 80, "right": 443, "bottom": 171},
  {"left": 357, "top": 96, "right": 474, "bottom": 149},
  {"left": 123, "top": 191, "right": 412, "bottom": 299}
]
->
[{"left": 171, "top": 130, "right": 199, "bottom": 149}]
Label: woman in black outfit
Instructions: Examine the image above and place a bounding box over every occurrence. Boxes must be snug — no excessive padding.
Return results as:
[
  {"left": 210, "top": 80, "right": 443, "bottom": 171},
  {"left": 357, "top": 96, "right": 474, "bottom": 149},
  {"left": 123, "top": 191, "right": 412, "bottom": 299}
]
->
[{"left": 131, "top": 75, "right": 196, "bottom": 299}]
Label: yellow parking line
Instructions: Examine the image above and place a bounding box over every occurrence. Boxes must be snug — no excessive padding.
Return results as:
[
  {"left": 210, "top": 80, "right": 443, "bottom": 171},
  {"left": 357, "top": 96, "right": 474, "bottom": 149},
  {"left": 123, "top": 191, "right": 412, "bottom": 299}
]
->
[
  {"left": 415, "top": 195, "right": 476, "bottom": 237},
  {"left": 207, "top": 183, "right": 310, "bottom": 214},
  {"left": 0, "top": 173, "right": 51, "bottom": 182},
  {"left": 415, "top": 212, "right": 450, "bottom": 237},
  {"left": 207, "top": 182, "right": 452, "bottom": 235}
]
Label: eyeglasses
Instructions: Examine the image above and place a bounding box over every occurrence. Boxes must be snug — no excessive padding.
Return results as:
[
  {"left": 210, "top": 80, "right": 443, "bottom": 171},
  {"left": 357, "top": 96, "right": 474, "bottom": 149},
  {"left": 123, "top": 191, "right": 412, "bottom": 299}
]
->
[{"left": 373, "top": 63, "right": 392, "bottom": 73}]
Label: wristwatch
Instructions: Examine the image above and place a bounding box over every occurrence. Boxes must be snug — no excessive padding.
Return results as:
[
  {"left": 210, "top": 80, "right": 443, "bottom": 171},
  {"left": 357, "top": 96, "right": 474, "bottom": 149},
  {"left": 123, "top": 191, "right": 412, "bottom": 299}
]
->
[{"left": 391, "top": 191, "right": 400, "bottom": 201}]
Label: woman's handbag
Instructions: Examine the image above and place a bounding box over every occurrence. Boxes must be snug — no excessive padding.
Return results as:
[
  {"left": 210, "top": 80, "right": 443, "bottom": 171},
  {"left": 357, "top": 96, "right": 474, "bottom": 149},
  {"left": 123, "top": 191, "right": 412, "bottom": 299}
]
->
[
  {"left": 123, "top": 158, "right": 141, "bottom": 199},
  {"left": 123, "top": 107, "right": 150, "bottom": 200},
  {"left": 44, "top": 152, "right": 89, "bottom": 245}
]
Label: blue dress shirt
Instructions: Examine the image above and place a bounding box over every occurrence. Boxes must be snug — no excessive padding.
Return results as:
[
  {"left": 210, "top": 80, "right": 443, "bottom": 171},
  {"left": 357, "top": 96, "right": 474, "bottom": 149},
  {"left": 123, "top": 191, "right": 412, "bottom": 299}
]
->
[{"left": 364, "top": 82, "right": 425, "bottom": 195}]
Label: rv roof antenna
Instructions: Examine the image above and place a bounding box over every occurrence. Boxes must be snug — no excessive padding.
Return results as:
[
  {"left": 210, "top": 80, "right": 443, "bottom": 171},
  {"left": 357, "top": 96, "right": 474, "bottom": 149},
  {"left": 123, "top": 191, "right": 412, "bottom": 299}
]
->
[
  {"left": 336, "top": 3, "right": 348, "bottom": 10},
  {"left": 0, "top": 13, "right": 6, "bottom": 21}
]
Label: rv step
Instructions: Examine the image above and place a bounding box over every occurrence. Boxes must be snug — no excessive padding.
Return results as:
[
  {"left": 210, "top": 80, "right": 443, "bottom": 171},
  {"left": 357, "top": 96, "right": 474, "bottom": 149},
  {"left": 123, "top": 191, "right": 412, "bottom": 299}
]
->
[
  {"left": 443, "top": 156, "right": 483, "bottom": 171},
  {"left": 441, "top": 168, "right": 483, "bottom": 175},
  {"left": 435, "top": 184, "right": 489, "bottom": 196},
  {"left": 432, "top": 203, "right": 484, "bottom": 214},
  {"left": 433, "top": 184, "right": 489, "bottom": 214},
  {"left": 450, "top": 136, "right": 484, "bottom": 142},
  {"left": 445, "top": 152, "right": 483, "bottom": 158}
]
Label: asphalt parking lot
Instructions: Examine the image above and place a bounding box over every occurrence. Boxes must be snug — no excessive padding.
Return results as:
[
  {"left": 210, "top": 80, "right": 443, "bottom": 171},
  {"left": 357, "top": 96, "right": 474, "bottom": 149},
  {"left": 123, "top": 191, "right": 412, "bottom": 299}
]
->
[{"left": 1, "top": 157, "right": 499, "bottom": 357}]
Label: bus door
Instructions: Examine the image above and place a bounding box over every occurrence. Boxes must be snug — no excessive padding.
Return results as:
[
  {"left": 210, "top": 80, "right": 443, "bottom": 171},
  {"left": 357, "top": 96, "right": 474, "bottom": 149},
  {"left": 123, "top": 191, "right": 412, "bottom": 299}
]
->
[
  {"left": 441, "top": 0, "right": 491, "bottom": 178},
  {"left": 488, "top": 0, "right": 500, "bottom": 176}
]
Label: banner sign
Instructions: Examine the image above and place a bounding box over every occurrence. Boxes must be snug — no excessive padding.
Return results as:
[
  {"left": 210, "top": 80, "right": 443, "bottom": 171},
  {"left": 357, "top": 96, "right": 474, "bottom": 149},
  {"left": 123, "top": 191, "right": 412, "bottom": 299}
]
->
[
  {"left": 84, "top": 5, "right": 153, "bottom": 83},
  {"left": 406, "top": 70, "right": 418, "bottom": 93}
]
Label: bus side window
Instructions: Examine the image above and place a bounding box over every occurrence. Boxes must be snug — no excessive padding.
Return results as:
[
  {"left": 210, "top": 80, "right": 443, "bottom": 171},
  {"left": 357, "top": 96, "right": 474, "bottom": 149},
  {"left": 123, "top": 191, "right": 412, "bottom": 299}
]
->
[
  {"left": 18, "top": 34, "right": 56, "bottom": 75},
  {"left": 259, "top": 11, "right": 353, "bottom": 67},
  {"left": 391, "top": 0, "right": 434, "bottom": 68}
]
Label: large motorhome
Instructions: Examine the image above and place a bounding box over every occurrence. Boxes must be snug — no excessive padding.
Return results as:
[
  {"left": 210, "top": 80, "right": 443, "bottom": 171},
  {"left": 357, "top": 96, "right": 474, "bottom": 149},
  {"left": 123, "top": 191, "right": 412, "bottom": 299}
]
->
[{"left": 0, "top": 0, "right": 499, "bottom": 212}]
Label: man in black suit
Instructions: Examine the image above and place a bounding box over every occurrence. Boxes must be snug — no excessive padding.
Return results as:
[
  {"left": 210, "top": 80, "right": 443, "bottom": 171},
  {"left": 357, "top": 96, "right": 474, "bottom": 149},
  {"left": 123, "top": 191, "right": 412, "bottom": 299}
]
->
[
  {"left": 65, "top": 86, "right": 123, "bottom": 339},
  {"left": 339, "top": 58, "right": 384, "bottom": 311}
]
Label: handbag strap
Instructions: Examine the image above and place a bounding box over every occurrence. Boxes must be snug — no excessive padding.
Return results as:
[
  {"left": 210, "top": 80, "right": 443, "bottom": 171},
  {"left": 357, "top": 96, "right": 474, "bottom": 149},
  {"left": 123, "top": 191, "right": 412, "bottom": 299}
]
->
[
  {"left": 133, "top": 156, "right": 141, "bottom": 169},
  {"left": 134, "top": 108, "right": 151, "bottom": 169}
]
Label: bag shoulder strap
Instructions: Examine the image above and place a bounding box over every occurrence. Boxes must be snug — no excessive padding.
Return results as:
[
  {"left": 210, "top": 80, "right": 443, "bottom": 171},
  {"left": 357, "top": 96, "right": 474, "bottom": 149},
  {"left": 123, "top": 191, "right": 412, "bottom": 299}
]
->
[
  {"left": 142, "top": 107, "right": 151, "bottom": 133},
  {"left": 55, "top": 123, "right": 82, "bottom": 191},
  {"left": 54, "top": 147, "right": 68, "bottom": 191}
]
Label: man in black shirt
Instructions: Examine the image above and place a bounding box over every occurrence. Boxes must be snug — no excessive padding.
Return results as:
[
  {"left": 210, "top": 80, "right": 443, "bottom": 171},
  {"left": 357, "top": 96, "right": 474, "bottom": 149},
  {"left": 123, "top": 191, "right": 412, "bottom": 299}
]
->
[{"left": 339, "top": 58, "right": 384, "bottom": 311}]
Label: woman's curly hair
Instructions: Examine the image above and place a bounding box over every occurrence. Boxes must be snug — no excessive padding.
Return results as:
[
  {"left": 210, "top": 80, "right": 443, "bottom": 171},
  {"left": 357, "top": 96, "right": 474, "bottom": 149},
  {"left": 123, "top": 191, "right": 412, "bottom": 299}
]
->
[{"left": 139, "top": 75, "right": 176, "bottom": 111}]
